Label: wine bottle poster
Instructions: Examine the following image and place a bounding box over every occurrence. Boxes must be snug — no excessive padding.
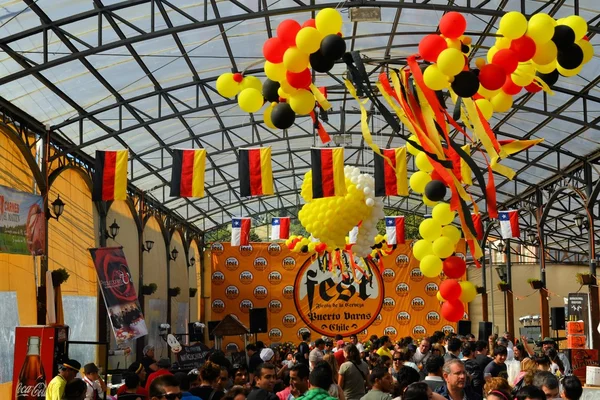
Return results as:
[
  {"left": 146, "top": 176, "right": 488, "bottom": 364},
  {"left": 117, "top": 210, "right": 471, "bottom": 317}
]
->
[{"left": 90, "top": 247, "right": 148, "bottom": 344}]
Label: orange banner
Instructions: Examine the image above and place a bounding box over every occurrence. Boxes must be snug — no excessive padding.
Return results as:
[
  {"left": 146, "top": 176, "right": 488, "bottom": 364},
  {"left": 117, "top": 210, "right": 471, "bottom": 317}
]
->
[{"left": 210, "top": 241, "right": 467, "bottom": 349}]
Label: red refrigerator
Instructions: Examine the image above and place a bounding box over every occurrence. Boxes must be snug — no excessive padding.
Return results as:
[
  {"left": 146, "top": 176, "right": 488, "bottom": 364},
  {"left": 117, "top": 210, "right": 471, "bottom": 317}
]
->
[{"left": 12, "top": 325, "right": 69, "bottom": 400}]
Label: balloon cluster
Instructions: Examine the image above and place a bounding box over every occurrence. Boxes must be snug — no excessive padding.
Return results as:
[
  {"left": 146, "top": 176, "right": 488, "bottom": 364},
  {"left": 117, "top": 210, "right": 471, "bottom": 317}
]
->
[
  {"left": 298, "top": 166, "right": 384, "bottom": 257},
  {"left": 437, "top": 278, "right": 477, "bottom": 322},
  {"left": 406, "top": 135, "right": 449, "bottom": 206},
  {"left": 285, "top": 235, "right": 327, "bottom": 254}
]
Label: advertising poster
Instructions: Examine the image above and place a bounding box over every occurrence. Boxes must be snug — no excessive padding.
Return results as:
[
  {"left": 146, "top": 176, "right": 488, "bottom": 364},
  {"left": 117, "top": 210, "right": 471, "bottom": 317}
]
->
[
  {"left": 568, "top": 293, "right": 590, "bottom": 348},
  {"left": 0, "top": 185, "right": 45, "bottom": 256},
  {"left": 210, "top": 241, "right": 466, "bottom": 348},
  {"left": 90, "top": 247, "right": 148, "bottom": 344}
]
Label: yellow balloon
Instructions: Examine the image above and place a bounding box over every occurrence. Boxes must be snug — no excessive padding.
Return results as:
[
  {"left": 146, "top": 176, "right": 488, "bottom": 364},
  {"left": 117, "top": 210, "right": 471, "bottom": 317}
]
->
[
  {"left": 280, "top": 80, "right": 298, "bottom": 96},
  {"left": 486, "top": 46, "right": 499, "bottom": 64},
  {"left": 441, "top": 225, "right": 461, "bottom": 245},
  {"left": 283, "top": 47, "right": 309, "bottom": 73},
  {"left": 316, "top": 8, "right": 343, "bottom": 36},
  {"left": 490, "top": 92, "right": 513, "bottom": 113},
  {"left": 420, "top": 255, "right": 443, "bottom": 278},
  {"left": 478, "top": 86, "right": 500, "bottom": 99},
  {"left": 413, "top": 239, "right": 433, "bottom": 261},
  {"left": 578, "top": 40, "right": 594, "bottom": 64},
  {"left": 511, "top": 64, "right": 535, "bottom": 86},
  {"left": 437, "top": 48, "right": 465, "bottom": 77},
  {"left": 289, "top": 89, "right": 315, "bottom": 115},
  {"left": 264, "top": 61, "right": 286, "bottom": 82},
  {"left": 278, "top": 87, "right": 289, "bottom": 99},
  {"left": 499, "top": 11, "right": 528, "bottom": 39},
  {"left": 459, "top": 281, "right": 477, "bottom": 303},
  {"left": 264, "top": 102, "right": 276, "bottom": 129},
  {"left": 495, "top": 37, "right": 512, "bottom": 49},
  {"left": 423, "top": 194, "right": 439, "bottom": 207},
  {"left": 296, "top": 27, "right": 322, "bottom": 54},
  {"left": 239, "top": 75, "right": 262, "bottom": 92},
  {"left": 216, "top": 73, "right": 240, "bottom": 97},
  {"left": 527, "top": 13, "right": 556, "bottom": 44},
  {"left": 237, "top": 88, "right": 264, "bottom": 113},
  {"left": 534, "top": 60, "right": 557, "bottom": 74},
  {"left": 415, "top": 152, "right": 434, "bottom": 172},
  {"left": 407, "top": 135, "right": 421, "bottom": 156},
  {"left": 432, "top": 202, "right": 455, "bottom": 225},
  {"left": 432, "top": 236, "right": 455, "bottom": 259},
  {"left": 436, "top": 291, "right": 446, "bottom": 302},
  {"left": 475, "top": 98, "right": 494, "bottom": 120},
  {"left": 419, "top": 218, "right": 442, "bottom": 241},
  {"left": 557, "top": 64, "right": 582, "bottom": 77},
  {"left": 532, "top": 40, "right": 558, "bottom": 66},
  {"left": 409, "top": 171, "right": 431, "bottom": 194},
  {"left": 563, "top": 15, "right": 588, "bottom": 40},
  {"left": 423, "top": 65, "right": 450, "bottom": 91},
  {"left": 445, "top": 38, "right": 461, "bottom": 50}
]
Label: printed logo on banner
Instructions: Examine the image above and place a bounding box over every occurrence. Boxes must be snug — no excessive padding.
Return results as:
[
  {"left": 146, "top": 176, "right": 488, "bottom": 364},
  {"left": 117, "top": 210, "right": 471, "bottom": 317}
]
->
[
  {"left": 225, "top": 285, "right": 240, "bottom": 299},
  {"left": 282, "top": 314, "right": 297, "bottom": 328},
  {"left": 282, "top": 285, "right": 294, "bottom": 299},
  {"left": 411, "top": 297, "right": 426, "bottom": 311},
  {"left": 211, "top": 271, "right": 225, "bottom": 285},
  {"left": 269, "top": 299, "right": 283, "bottom": 313},
  {"left": 395, "top": 282, "right": 410, "bottom": 297},
  {"left": 442, "top": 325, "right": 455, "bottom": 335},
  {"left": 239, "top": 270, "right": 254, "bottom": 285},
  {"left": 424, "top": 282, "right": 439, "bottom": 297},
  {"left": 395, "top": 254, "right": 410, "bottom": 267},
  {"left": 212, "top": 299, "right": 226, "bottom": 313},
  {"left": 253, "top": 257, "right": 268, "bottom": 271},
  {"left": 239, "top": 299, "right": 253, "bottom": 313},
  {"left": 253, "top": 285, "right": 268, "bottom": 300},
  {"left": 412, "top": 325, "right": 427, "bottom": 337},
  {"left": 426, "top": 311, "right": 441, "bottom": 325},
  {"left": 297, "top": 327, "right": 310, "bottom": 340},
  {"left": 267, "top": 243, "right": 282, "bottom": 256},
  {"left": 211, "top": 242, "right": 224, "bottom": 255},
  {"left": 383, "top": 326, "right": 398, "bottom": 339},
  {"left": 357, "top": 329, "right": 368, "bottom": 341},
  {"left": 293, "top": 251, "right": 383, "bottom": 337},
  {"left": 268, "top": 271, "right": 283, "bottom": 285},
  {"left": 239, "top": 244, "right": 254, "bottom": 256},
  {"left": 382, "top": 297, "right": 396, "bottom": 311},
  {"left": 396, "top": 311, "right": 411, "bottom": 325},
  {"left": 225, "top": 257, "right": 240, "bottom": 271},
  {"left": 282, "top": 256, "right": 296, "bottom": 271},
  {"left": 372, "top": 313, "right": 383, "bottom": 326},
  {"left": 268, "top": 328, "right": 283, "bottom": 341},
  {"left": 382, "top": 268, "right": 395, "bottom": 282},
  {"left": 410, "top": 268, "right": 424, "bottom": 282}
]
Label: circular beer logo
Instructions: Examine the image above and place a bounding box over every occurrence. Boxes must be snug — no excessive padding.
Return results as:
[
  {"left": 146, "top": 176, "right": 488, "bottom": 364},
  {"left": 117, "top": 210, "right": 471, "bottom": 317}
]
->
[
  {"left": 268, "top": 270, "right": 283, "bottom": 285},
  {"left": 253, "top": 257, "right": 268, "bottom": 271},
  {"left": 383, "top": 326, "right": 398, "bottom": 340},
  {"left": 372, "top": 313, "right": 383, "bottom": 326},
  {"left": 382, "top": 297, "right": 396, "bottom": 311},
  {"left": 411, "top": 296, "right": 426, "bottom": 311},
  {"left": 293, "top": 251, "right": 383, "bottom": 337},
  {"left": 357, "top": 329, "right": 368, "bottom": 341},
  {"left": 268, "top": 299, "right": 283, "bottom": 313},
  {"left": 225, "top": 285, "right": 240, "bottom": 299},
  {"left": 282, "top": 314, "right": 298, "bottom": 328},
  {"left": 239, "top": 270, "right": 254, "bottom": 285},
  {"left": 426, "top": 311, "right": 441, "bottom": 326},
  {"left": 442, "top": 325, "right": 455, "bottom": 335},
  {"left": 396, "top": 311, "right": 411, "bottom": 325},
  {"left": 395, "top": 254, "right": 410, "bottom": 267},
  {"left": 212, "top": 299, "right": 225, "bottom": 314},
  {"left": 253, "top": 285, "right": 268, "bottom": 300},
  {"left": 268, "top": 328, "right": 283, "bottom": 341},
  {"left": 211, "top": 271, "right": 225, "bottom": 285},
  {"left": 412, "top": 325, "right": 427, "bottom": 337},
  {"left": 267, "top": 243, "right": 282, "bottom": 256},
  {"left": 297, "top": 327, "right": 310, "bottom": 340},
  {"left": 239, "top": 299, "right": 253, "bottom": 313},
  {"left": 424, "top": 282, "right": 439, "bottom": 297},
  {"left": 282, "top": 285, "right": 294, "bottom": 299},
  {"left": 395, "top": 282, "right": 410, "bottom": 297},
  {"left": 409, "top": 267, "right": 424, "bottom": 282},
  {"left": 382, "top": 268, "right": 395, "bottom": 282},
  {"left": 239, "top": 244, "right": 254, "bottom": 256},
  {"left": 211, "top": 242, "right": 224, "bottom": 255},
  {"left": 225, "top": 256, "right": 240, "bottom": 271},
  {"left": 282, "top": 256, "right": 296, "bottom": 271}
]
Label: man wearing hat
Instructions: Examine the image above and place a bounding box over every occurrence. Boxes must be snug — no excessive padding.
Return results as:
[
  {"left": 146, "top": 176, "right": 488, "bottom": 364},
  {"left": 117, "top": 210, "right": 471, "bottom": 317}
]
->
[
  {"left": 141, "top": 344, "right": 159, "bottom": 375},
  {"left": 145, "top": 358, "right": 173, "bottom": 392},
  {"left": 541, "top": 337, "right": 571, "bottom": 375},
  {"left": 46, "top": 359, "right": 81, "bottom": 400},
  {"left": 116, "top": 361, "right": 149, "bottom": 397}
]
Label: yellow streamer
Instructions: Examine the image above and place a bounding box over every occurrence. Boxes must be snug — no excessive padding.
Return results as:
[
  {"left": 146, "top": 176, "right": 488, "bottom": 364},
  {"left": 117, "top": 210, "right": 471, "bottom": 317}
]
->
[
  {"left": 344, "top": 79, "right": 381, "bottom": 157},
  {"left": 309, "top": 84, "right": 331, "bottom": 111}
]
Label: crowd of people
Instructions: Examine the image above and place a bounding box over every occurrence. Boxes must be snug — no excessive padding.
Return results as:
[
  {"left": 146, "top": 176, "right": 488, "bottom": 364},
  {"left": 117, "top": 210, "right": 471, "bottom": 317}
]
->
[{"left": 48, "top": 330, "right": 585, "bottom": 400}]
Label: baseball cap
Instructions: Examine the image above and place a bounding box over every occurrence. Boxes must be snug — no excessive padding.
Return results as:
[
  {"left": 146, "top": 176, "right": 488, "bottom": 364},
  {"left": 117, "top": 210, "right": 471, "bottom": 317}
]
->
[
  {"left": 337, "top": 340, "right": 345, "bottom": 348},
  {"left": 62, "top": 359, "right": 81, "bottom": 372}
]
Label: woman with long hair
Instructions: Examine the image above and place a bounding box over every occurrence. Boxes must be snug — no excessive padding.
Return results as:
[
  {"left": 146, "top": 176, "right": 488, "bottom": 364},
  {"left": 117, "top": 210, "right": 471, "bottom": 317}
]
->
[
  {"left": 190, "top": 361, "right": 226, "bottom": 400},
  {"left": 323, "top": 353, "right": 346, "bottom": 400},
  {"left": 338, "top": 344, "right": 370, "bottom": 400}
]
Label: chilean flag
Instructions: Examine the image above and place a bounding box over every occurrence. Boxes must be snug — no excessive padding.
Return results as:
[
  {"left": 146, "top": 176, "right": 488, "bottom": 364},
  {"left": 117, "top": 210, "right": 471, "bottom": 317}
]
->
[
  {"left": 385, "top": 216, "right": 405, "bottom": 245},
  {"left": 499, "top": 210, "right": 520, "bottom": 239},
  {"left": 270, "top": 217, "right": 290, "bottom": 241},
  {"left": 231, "top": 217, "right": 251, "bottom": 246}
]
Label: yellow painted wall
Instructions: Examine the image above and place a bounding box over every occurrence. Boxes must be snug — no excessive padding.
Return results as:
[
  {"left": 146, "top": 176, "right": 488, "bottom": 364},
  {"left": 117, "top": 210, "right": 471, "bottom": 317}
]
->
[
  {"left": 189, "top": 240, "right": 200, "bottom": 323},
  {"left": 169, "top": 230, "right": 189, "bottom": 341}
]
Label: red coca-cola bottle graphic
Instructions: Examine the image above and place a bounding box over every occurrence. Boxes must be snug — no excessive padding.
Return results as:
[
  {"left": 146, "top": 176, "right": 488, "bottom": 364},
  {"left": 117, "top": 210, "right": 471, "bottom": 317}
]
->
[{"left": 15, "top": 336, "right": 46, "bottom": 399}]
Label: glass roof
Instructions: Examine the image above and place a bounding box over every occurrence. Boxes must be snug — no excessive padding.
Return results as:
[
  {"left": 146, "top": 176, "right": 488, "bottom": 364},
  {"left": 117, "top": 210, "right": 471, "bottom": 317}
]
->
[{"left": 0, "top": 0, "right": 599, "bottom": 256}]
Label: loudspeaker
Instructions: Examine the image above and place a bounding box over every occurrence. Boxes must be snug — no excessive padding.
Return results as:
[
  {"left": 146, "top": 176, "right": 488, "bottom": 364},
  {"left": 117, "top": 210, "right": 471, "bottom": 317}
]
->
[
  {"left": 208, "top": 320, "right": 220, "bottom": 341},
  {"left": 188, "top": 323, "right": 203, "bottom": 343},
  {"left": 478, "top": 321, "right": 493, "bottom": 341},
  {"left": 551, "top": 307, "right": 566, "bottom": 330},
  {"left": 457, "top": 320, "right": 472, "bottom": 336},
  {"left": 249, "top": 308, "right": 268, "bottom": 333}
]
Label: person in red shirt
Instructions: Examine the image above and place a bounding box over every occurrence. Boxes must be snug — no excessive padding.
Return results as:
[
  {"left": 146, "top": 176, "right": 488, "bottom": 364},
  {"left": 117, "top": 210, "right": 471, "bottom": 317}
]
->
[
  {"left": 334, "top": 340, "right": 346, "bottom": 367},
  {"left": 116, "top": 362, "right": 149, "bottom": 398},
  {"left": 145, "top": 358, "right": 173, "bottom": 392}
]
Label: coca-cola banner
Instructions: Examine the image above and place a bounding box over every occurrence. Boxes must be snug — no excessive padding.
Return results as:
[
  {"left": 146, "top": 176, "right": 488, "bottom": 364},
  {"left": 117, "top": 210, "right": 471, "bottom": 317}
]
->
[
  {"left": 90, "top": 247, "right": 148, "bottom": 344},
  {"left": 0, "top": 185, "right": 45, "bottom": 256}
]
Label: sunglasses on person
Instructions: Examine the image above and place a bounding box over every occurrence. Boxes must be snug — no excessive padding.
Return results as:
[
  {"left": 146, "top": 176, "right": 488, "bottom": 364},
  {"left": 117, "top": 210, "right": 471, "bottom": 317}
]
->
[
  {"left": 393, "top": 358, "right": 402, "bottom": 362},
  {"left": 158, "top": 393, "right": 183, "bottom": 400}
]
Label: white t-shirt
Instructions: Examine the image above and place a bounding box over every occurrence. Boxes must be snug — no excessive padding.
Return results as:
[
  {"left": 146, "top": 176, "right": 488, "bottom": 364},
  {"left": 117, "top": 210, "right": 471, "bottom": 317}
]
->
[
  {"left": 83, "top": 377, "right": 103, "bottom": 400},
  {"left": 356, "top": 343, "right": 365, "bottom": 353}
]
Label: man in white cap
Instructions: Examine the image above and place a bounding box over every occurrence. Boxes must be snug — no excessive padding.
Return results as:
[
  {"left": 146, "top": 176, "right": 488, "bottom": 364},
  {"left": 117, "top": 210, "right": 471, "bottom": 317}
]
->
[
  {"left": 141, "top": 344, "right": 158, "bottom": 375},
  {"left": 261, "top": 348, "right": 275, "bottom": 363}
]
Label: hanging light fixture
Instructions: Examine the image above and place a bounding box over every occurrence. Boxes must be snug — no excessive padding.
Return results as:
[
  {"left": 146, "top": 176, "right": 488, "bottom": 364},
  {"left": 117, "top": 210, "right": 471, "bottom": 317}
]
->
[
  {"left": 104, "top": 219, "right": 120, "bottom": 240},
  {"left": 188, "top": 257, "right": 196, "bottom": 268},
  {"left": 47, "top": 195, "right": 66, "bottom": 220},
  {"left": 141, "top": 240, "right": 154, "bottom": 253},
  {"left": 169, "top": 248, "right": 179, "bottom": 261}
]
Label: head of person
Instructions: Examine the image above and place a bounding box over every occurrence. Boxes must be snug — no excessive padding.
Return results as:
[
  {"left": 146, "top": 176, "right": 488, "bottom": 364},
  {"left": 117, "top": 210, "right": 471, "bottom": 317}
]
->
[
  {"left": 380, "top": 355, "right": 392, "bottom": 369},
  {"left": 302, "top": 331, "right": 311, "bottom": 342},
  {"left": 349, "top": 334, "right": 358, "bottom": 345},
  {"left": 447, "top": 338, "right": 462, "bottom": 354},
  {"left": 63, "top": 378, "right": 87, "bottom": 400},
  {"left": 323, "top": 353, "right": 340, "bottom": 378},
  {"left": 246, "top": 344, "right": 257, "bottom": 356},
  {"left": 174, "top": 372, "right": 192, "bottom": 392},
  {"left": 369, "top": 353, "right": 381, "bottom": 367},
  {"left": 369, "top": 365, "right": 394, "bottom": 393},
  {"left": 461, "top": 342, "right": 476, "bottom": 359},
  {"left": 503, "top": 332, "right": 513, "bottom": 342},
  {"left": 200, "top": 361, "right": 222, "bottom": 386},
  {"left": 124, "top": 372, "right": 141, "bottom": 391},
  {"left": 144, "top": 345, "right": 155, "bottom": 359},
  {"left": 83, "top": 363, "right": 100, "bottom": 380},
  {"left": 486, "top": 390, "right": 512, "bottom": 400},
  {"left": 541, "top": 338, "right": 556, "bottom": 352},
  {"left": 426, "top": 355, "right": 445, "bottom": 377},
  {"left": 370, "top": 334, "right": 379, "bottom": 342},
  {"left": 158, "top": 358, "right": 171, "bottom": 370},
  {"left": 493, "top": 346, "right": 508, "bottom": 364},
  {"left": 514, "top": 344, "right": 526, "bottom": 360},
  {"left": 431, "top": 331, "right": 445, "bottom": 344},
  {"left": 442, "top": 359, "right": 466, "bottom": 392},
  {"left": 380, "top": 335, "right": 391, "bottom": 348},
  {"left": 315, "top": 338, "right": 325, "bottom": 351},
  {"left": 532, "top": 371, "right": 559, "bottom": 399},
  {"left": 224, "top": 386, "right": 247, "bottom": 400},
  {"left": 403, "top": 382, "right": 432, "bottom": 400},
  {"left": 336, "top": 340, "right": 345, "bottom": 350},
  {"left": 483, "top": 377, "right": 512, "bottom": 398},
  {"left": 60, "top": 360, "right": 81, "bottom": 382},
  {"left": 325, "top": 340, "right": 333, "bottom": 352},
  {"left": 419, "top": 337, "right": 431, "bottom": 354},
  {"left": 497, "top": 337, "right": 509, "bottom": 348},
  {"left": 230, "top": 364, "right": 248, "bottom": 386},
  {"left": 516, "top": 385, "right": 546, "bottom": 400},
  {"left": 256, "top": 341, "right": 265, "bottom": 351},
  {"left": 309, "top": 362, "right": 333, "bottom": 391},
  {"left": 187, "top": 370, "right": 200, "bottom": 389},
  {"left": 465, "top": 334, "right": 476, "bottom": 342},
  {"left": 260, "top": 348, "right": 275, "bottom": 363},
  {"left": 128, "top": 361, "right": 147, "bottom": 382},
  {"left": 150, "top": 374, "right": 182, "bottom": 400},
  {"left": 395, "top": 366, "right": 421, "bottom": 395},
  {"left": 475, "top": 340, "right": 489, "bottom": 355},
  {"left": 289, "top": 363, "right": 310, "bottom": 395},
  {"left": 432, "top": 343, "right": 446, "bottom": 357},
  {"left": 533, "top": 355, "right": 551, "bottom": 371},
  {"left": 344, "top": 343, "right": 361, "bottom": 363},
  {"left": 561, "top": 376, "right": 583, "bottom": 400},
  {"left": 217, "top": 367, "right": 229, "bottom": 391},
  {"left": 255, "top": 363, "right": 277, "bottom": 392}
]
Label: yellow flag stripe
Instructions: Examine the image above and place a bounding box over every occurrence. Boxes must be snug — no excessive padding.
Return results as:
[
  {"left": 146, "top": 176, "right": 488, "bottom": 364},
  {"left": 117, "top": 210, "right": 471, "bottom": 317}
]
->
[
  {"left": 114, "top": 150, "right": 128, "bottom": 200},
  {"left": 260, "top": 147, "right": 274, "bottom": 195},
  {"left": 460, "top": 144, "right": 473, "bottom": 186},
  {"left": 192, "top": 149, "right": 206, "bottom": 197},
  {"left": 332, "top": 148, "right": 347, "bottom": 196},
  {"left": 395, "top": 147, "right": 409, "bottom": 196}
]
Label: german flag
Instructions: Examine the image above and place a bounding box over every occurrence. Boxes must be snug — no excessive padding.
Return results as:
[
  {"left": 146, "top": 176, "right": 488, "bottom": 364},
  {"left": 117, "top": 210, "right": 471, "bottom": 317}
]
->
[
  {"left": 311, "top": 147, "right": 346, "bottom": 198},
  {"left": 92, "top": 150, "right": 128, "bottom": 202},
  {"left": 374, "top": 147, "right": 408, "bottom": 197},
  {"left": 170, "top": 149, "right": 206, "bottom": 198},
  {"left": 239, "top": 147, "right": 273, "bottom": 197}
]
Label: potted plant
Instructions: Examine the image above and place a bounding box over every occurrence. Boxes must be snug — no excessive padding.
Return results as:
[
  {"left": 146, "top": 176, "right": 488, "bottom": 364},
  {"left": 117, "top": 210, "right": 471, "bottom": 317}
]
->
[
  {"left": 168, "top": 287, "right": 181, "bottom": 297},
  {"left": 189, "top": 288, "right": 198, "bottom": 298},
  {"left": 476, "top": 286, "right": 486, "bottom": 294},
  {"left": 576, "top": 273, "right": 596, "bottom": 286},
  {"left": 528, "top": 278, "right": 543, "bottom": 290},
  {"left": 51, "top": 268, "right": 70, "bottom": 287},
  {"left": 141, "top": 283, "right": 157, "bottom": 295},
  {"left": 497, "top": 281, "right": 510, "bottom": 292}
]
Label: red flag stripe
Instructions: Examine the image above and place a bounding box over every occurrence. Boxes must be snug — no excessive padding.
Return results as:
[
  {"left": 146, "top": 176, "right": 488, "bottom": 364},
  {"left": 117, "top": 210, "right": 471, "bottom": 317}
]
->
[
  {"left": 102, "top": 151, "right": 117, "bottom": 201},
  {"left": 180, "top": 150, "right": 195, "bottom": 197},
  {"left": 383, "top": 149, "right": 398, "bottom": 196},
  {"left": 395, "top": 217, "right": 405, "bottom": 244},
  {"left": 321, "top": 149, "right": 335, "bottom": 197},
  {"left": 248, "top": 149, "right": 263, "bottom": 195},
  {"left": 509, "top": 211, "right": 521, "bottom": 237},
  {"left": 240, "top": 218, "right": 251, "bottom": 246}
]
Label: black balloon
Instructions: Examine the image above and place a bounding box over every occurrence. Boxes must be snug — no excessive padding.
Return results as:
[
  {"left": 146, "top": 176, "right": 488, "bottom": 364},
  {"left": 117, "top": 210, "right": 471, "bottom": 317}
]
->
[
  {"left": 551, "top": 25, "right": 576, "bottom": 49},
  {"left": 320, "top": 34, "right": 347, "bottom": 61},
  {"left": 424, "top": 180, "right": 447, "bottom": 202},
  {"left": 309, "top": 51, "right": 335, "bottom": 73},
  {"left": 536, "top": 69, "right": 559, "bottom": 86},
  {"left": 271, "top": 103, "right": 296, "bottom": 129},
  {"left": 557, "top": 44, "right": 584, "bottom": 70},
  {"left": 461, "top": 43, "right": 470, "bottom": 54},
  {"left": 262, "top": 79, "right": 280, "bottom": 103},
  {"left": 451, "top": 71, "right": 480, "bottom": 98}
]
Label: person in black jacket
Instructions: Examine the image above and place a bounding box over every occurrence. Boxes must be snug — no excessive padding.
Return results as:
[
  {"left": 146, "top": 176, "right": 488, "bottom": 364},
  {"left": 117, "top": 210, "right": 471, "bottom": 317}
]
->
[
  {"left": 247, "top": 363, "right": 278, "bottom": 400},
  {"left": 461, "top": 342, "right": 483, "bottom": 396},
  {"left": 435, "top": 360, "right": 482, "bottom": 400}
]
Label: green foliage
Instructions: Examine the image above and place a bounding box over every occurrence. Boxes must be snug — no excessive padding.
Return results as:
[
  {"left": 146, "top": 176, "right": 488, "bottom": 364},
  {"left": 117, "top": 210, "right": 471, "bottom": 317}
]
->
[
  {"left": 249, "top": 228, "right": 262, "bottom": 242},
  {"left": 204, "top": 225, "right": 231, "bottom": 243},
  {"left": 168, "top": 287, "right": 181, "bottom": 297},
  {"left": 142, "top": 283, "right": 158, "bottom": 295},
  {"left": 527, "top": 278, "right": 541, "bottom": 284},
  {"left": 51, "top": 268, "right": 70, "bottom": 286},
  {"left": 189, "top": 288, "right": 198, "bottom": 297}
]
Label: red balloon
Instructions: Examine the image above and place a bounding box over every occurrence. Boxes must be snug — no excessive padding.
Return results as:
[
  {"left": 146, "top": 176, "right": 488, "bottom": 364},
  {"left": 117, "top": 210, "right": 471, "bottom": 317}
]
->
[
  {"left": 439, "top": 279, "right": 462, "bottom": 301},
  {"left": 478, "top": 64, "right": 506, "bottom": 90},
  {"left": 492, "top": 49, "right": 518, "bottom": 74},
  {"left": 510, "top": 36, "right": 537, "bottom": 62},
  {"left": 302, "top": 19, "right": 316, "bottom": 28},
  {"left": 443, "top": 257, "right": 467, "bottom": 279},
  {"left": 263, "top": 37, "right": 287, "bottom": 63},
  {"left": 439, "top": 12, "right": 467, "bottom": 39},
  {"left": 286, "top": 68, "right": 312, "bottom": 89},
  {"left": 418, "top": 34, "right": 448, "bottom": 62},
  {"left": 232, "top": 73, "right": 243, "bottom": 83},
  {"left": 525, "top": 82, "right": 542, "bottom": 93},
  {"left": 502, "top": 77, "right": 523, "bottom": 95},
  {"left": 277, "top": 19, "right": 302, "bottom": 47},
  {"left": 441, "top": 300, "right": 465, "bottom": 322}
]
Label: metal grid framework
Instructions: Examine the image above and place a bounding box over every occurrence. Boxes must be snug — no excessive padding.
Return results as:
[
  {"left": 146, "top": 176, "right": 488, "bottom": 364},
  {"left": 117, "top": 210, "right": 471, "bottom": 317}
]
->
[{"left": 0, "top": 0, "right": 599, "bottom": 260}]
